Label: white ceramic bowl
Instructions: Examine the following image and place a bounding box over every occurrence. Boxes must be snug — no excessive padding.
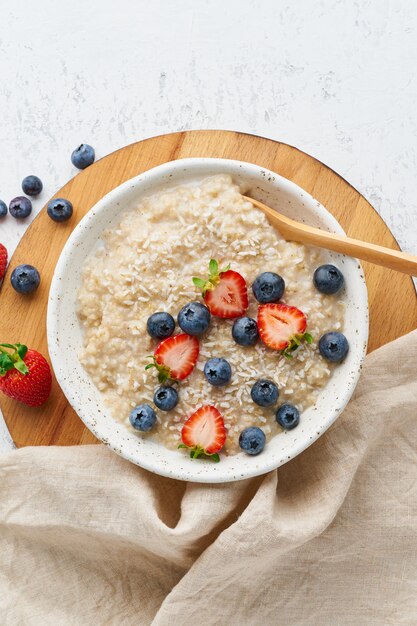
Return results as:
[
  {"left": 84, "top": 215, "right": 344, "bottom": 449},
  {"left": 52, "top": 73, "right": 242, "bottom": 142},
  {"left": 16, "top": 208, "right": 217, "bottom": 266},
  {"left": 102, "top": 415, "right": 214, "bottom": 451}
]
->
[{"left": 47, "top": 158, "right": 368, "bottom": 483}]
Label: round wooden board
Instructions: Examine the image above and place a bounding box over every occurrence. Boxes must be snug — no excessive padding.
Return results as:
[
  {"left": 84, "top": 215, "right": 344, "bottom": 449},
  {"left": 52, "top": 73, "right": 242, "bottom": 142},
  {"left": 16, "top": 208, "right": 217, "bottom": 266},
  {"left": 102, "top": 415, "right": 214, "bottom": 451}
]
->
[{"left": 1, "top": 130, "right": 416, "bottom": 448}]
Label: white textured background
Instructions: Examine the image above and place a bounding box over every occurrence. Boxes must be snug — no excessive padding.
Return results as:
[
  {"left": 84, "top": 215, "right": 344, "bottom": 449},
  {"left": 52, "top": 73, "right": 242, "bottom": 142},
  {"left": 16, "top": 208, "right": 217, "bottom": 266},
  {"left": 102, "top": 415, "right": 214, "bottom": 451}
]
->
[{"left": 0, "top": 0, "right": 416, "bottom": 449}]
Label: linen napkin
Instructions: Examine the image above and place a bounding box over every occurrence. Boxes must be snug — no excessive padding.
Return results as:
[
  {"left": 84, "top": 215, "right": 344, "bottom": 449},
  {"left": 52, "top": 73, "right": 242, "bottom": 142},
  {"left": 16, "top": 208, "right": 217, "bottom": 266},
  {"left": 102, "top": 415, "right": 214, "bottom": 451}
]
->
[{"left": 0, "top": 330, "right": 416, "bottom": 626}]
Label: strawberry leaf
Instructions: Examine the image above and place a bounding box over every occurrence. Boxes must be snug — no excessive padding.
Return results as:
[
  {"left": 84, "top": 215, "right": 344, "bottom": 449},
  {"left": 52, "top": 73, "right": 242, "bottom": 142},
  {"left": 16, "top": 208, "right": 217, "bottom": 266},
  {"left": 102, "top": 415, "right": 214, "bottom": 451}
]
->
[
  {"left": 304, "top": 332, "right": 313, "bottom": 344},
  {"left": 209, "top": 259, "right": 218, "bottom": 276},
  {"left": 14, "top": 360, "right": 29, "bottom": 375},
  {"left": 16, "top": 343, "right": 28, "bottom": 359},
  {"left": 219, "top": 263, "right": 230, "bottom": 274},
  {"left": 0, "top": 344, "right": 29, "bottom": 376},
  {"left": 192, "top": 277, "right": 207, "bottom": 290},
  {"left": 178, "top": 443, "right": 221, "bottom": 462},
  {"left": 0, "top": 353, "right": 14, "bottom": 376}
]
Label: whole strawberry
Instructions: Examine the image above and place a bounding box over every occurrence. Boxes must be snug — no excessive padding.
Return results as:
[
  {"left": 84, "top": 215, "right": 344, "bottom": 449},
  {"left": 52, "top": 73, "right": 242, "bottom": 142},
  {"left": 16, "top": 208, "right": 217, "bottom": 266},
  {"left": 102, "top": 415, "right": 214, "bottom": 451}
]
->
[
  {"left": 0, "top": 343, "right": 52, "bottom": 406},
  {"left": 0, "top": 243, "right": 8, "bottom": 281}
]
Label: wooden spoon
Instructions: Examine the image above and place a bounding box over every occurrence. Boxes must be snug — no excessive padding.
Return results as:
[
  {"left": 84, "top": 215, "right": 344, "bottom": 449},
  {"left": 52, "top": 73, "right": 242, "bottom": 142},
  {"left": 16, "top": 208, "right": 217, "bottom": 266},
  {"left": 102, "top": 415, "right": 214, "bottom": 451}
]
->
[{"left": 243, "top": 196, "right": 417, "bottom": 276}]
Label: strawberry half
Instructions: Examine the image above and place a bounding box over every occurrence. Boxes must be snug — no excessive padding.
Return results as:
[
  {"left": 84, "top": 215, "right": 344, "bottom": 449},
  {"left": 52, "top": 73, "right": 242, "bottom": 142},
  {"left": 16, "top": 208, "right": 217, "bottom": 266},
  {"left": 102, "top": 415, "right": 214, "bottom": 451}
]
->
[
  {"left": 257, "top": 303, "right": 312, "bottom": 357},
  {"left": 179, "top": 405, "right": 226, "bottom": 462},
  {"left": 0, "top": 343, "right": 52, "bottom": 406},
  {"left": 193, "top": 259, "right": 248, "bottom": 318},
  {"left": 146, "top": 333, "right": 199, "bottom": 383},
  {"left": 0, "top": 243, "right": 8, "bottom": 282}
]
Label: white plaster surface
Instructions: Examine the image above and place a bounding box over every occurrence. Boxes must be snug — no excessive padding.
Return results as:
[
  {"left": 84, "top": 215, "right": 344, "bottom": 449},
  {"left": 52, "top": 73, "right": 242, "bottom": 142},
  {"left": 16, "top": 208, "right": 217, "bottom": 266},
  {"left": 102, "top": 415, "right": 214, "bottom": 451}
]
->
[{"left": 0, "top": 0, "right": 416, "bottom": 451}]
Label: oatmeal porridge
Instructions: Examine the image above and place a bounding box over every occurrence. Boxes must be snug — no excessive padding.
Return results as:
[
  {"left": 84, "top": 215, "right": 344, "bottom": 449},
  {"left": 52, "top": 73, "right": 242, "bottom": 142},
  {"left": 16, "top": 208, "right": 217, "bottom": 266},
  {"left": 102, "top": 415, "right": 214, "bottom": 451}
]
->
[{"left": 77, "top": 175, "right": 345, "bottom": 455}]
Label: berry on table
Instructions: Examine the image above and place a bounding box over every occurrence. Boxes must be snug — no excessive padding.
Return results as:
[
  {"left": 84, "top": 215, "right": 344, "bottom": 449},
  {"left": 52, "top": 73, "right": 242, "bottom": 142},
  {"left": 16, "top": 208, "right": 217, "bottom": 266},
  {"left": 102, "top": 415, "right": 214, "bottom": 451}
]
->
[
  {"left": 22, "top": 175, "right": 43, "bottom": 196},
  {"left": 9, "top": 197, "right": 32, "bottom": 219},
  {"left": 0, "top": 200, "right": 7, "bottom": 218},
  {"left": 239, "top": 426, "right": 266, "bottom": 455},
  {"left": 178, "top": 301, "right": 210, "bottom": 336},
  {"left": 275, "top": 403, "right": 300, "bottom": 430},
  {"left": 204, "top": 357, "right": 232, "bottom": 387},
  {"left": 232, "top": 316, "right": 259, "bottom": 346},
  {"left": 313, "top": 264, "right": 344, "bottom": 295},
  {"left": 10, "top": 264, "right": 40, "bottom": 294},
  {"left": 179, "top": 405, "right": 226, "bottom": 461},
  {"left": 146, "top": 333, "right": 199, "bottom": 383},
  {"left": 0, "top": 244, "right": 8, "bottom": 281},
  {"left": 250, "top": 379, "right": 279, "bottom": 407},
  {"left": 146, "top": 312, "right": 175, "bottom": 339},
  {"left": 71, "top": 144, "right": 95, "bottom": 169},
  {"left": 193, "top": 259, "right": 248, "bottom": 318},
  {"left": 153, "top": 386, "right": 179, "bottom": 411},
  {"left": 129, "top": 404, "right": 156, "bottom": 431},
  {"left": 47, "top": 198, "right": 73, "bottom": 222},
  {"left": 319, "top": 332, "right": 349, "bottom": 362},
  {"left": 0, "top": 343, "right": 51, "bottom": 406},
  {"left": 252, "top": 271, "right": 285, "bottom": 304}
]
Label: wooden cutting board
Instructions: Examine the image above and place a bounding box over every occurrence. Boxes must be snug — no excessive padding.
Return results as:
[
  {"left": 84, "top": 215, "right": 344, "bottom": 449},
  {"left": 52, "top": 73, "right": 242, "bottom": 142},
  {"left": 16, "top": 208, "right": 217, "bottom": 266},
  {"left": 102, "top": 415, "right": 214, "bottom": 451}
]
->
[{"left": 0, "top": 130, "right": 416, "bottom": 447}]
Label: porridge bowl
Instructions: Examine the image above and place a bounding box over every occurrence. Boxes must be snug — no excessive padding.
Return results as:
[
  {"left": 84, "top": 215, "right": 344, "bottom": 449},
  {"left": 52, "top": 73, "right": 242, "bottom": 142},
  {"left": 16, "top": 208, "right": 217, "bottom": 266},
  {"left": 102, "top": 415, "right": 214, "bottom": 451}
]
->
[{"left": 47, "top": 158, "right": 368, "bottom": 483}]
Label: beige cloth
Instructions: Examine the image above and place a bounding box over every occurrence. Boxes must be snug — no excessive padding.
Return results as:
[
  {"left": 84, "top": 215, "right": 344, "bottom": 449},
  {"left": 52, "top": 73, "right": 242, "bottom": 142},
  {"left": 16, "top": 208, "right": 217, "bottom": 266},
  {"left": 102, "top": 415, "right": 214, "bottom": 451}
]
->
[{"left": 0, "top": 331, "right": 416, "bottom": 625}]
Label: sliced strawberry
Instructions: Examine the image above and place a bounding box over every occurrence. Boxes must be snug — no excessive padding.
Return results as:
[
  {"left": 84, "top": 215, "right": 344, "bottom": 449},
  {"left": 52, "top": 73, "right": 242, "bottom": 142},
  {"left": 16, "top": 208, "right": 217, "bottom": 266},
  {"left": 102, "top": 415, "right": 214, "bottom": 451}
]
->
[
  {"left": 193, "top": 260, "right": 248, "bottom": 319},
  {"left": 257, "top": 303, "right": 311, "bottom": 357},
  {"left": 146, "top": 333, "right": 199, "bottom": 383},
  {"left": 0, "top": 244, "right": 8, "bottom": 282},
  {"left": 179, "top": 405, "right": 226, "bottom": 461}
]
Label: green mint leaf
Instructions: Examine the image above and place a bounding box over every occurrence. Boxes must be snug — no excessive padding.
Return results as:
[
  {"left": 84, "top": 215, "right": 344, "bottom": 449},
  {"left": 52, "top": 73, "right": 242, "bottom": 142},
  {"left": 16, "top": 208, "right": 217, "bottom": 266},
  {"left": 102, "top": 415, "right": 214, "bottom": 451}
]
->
[
  {"left": 16, "top": 344, "right": 28, "bottom": 359},
  {"left": 14, "top": 361, "right": 29, "bottom": 375}
]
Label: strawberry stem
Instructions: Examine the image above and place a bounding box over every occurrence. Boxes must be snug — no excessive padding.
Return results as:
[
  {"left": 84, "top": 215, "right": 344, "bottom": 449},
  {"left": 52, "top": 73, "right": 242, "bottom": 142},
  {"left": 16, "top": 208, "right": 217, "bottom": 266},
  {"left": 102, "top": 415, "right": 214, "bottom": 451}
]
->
[
  {"left": 0, "top": 343, "right": 29, "bottom": 376},
  {"left": 192, "top": 258, "right": 231, "bottom": 296},
  {"left": 145, "top": 356, "right": 172, "bottom": 384},
  {"left": 280, "top": 332, "right": 314, "bottom": 359},
  {"left": 178, "top": 443, "right": 221, "bottom": 462}
]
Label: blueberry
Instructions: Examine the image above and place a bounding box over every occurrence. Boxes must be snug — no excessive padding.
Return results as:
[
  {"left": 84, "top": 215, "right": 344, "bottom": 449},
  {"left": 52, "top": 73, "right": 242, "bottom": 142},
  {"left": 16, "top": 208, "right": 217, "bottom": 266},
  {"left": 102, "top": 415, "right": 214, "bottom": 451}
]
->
[
  {"left": 10, "top": 264, "right": 40, "bottom": 294},
  {"left": 204, "top": 358, "right": 232, "bottom": 386},
  {"left": 71, "top": 144, "right": 95, "bottom": 169},
  {"left": 178, "top": 301, "right": 210, "bottom": 335},
  {"left": 129, "top": 404, "right": 156, "bottom": 431},
  {"left": 313, "top": 264, "right": 344, "bottom": 295},
  {"left": 232, "top": 316, "right": 259, "bottom": 346},
  {"left": 9, "top": 197, "right": 32, "bottom": 219},
  {"left": 146, "top": 312, "right": 175, "bottom": 339},
  {"left": 22, "top": 175, "right": 43, "bottom": 196},
  {"left": 0, "top": 200, "right": 7, "bottom": 218},
  {"left": 319, "top": 332, "right": 349, "bottom": 362},
  {"left": 275, "top": 403, "right": 300, "bottom": 430},
  {"left": 251, "top": 379, "right": 279, "bottom": 407},
  {"left": 239, "top": 426, "right": 266, "bottom": 455},
  {"left": 153, "top": 386, "right": 179, "bottom": 411},
  {"left": 252, "top": 272, "right": 285, "bottom": 304},
  {"left": 47, "top": 198, "right": 73, "bottom": 222}
]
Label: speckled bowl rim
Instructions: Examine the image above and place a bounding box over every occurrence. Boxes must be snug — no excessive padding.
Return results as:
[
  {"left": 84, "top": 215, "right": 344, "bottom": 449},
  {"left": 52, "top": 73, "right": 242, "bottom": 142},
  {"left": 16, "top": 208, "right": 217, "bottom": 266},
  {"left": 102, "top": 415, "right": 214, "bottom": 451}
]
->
[{"left": 47, "top": 158, "right": 369, "bottom": 483}]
